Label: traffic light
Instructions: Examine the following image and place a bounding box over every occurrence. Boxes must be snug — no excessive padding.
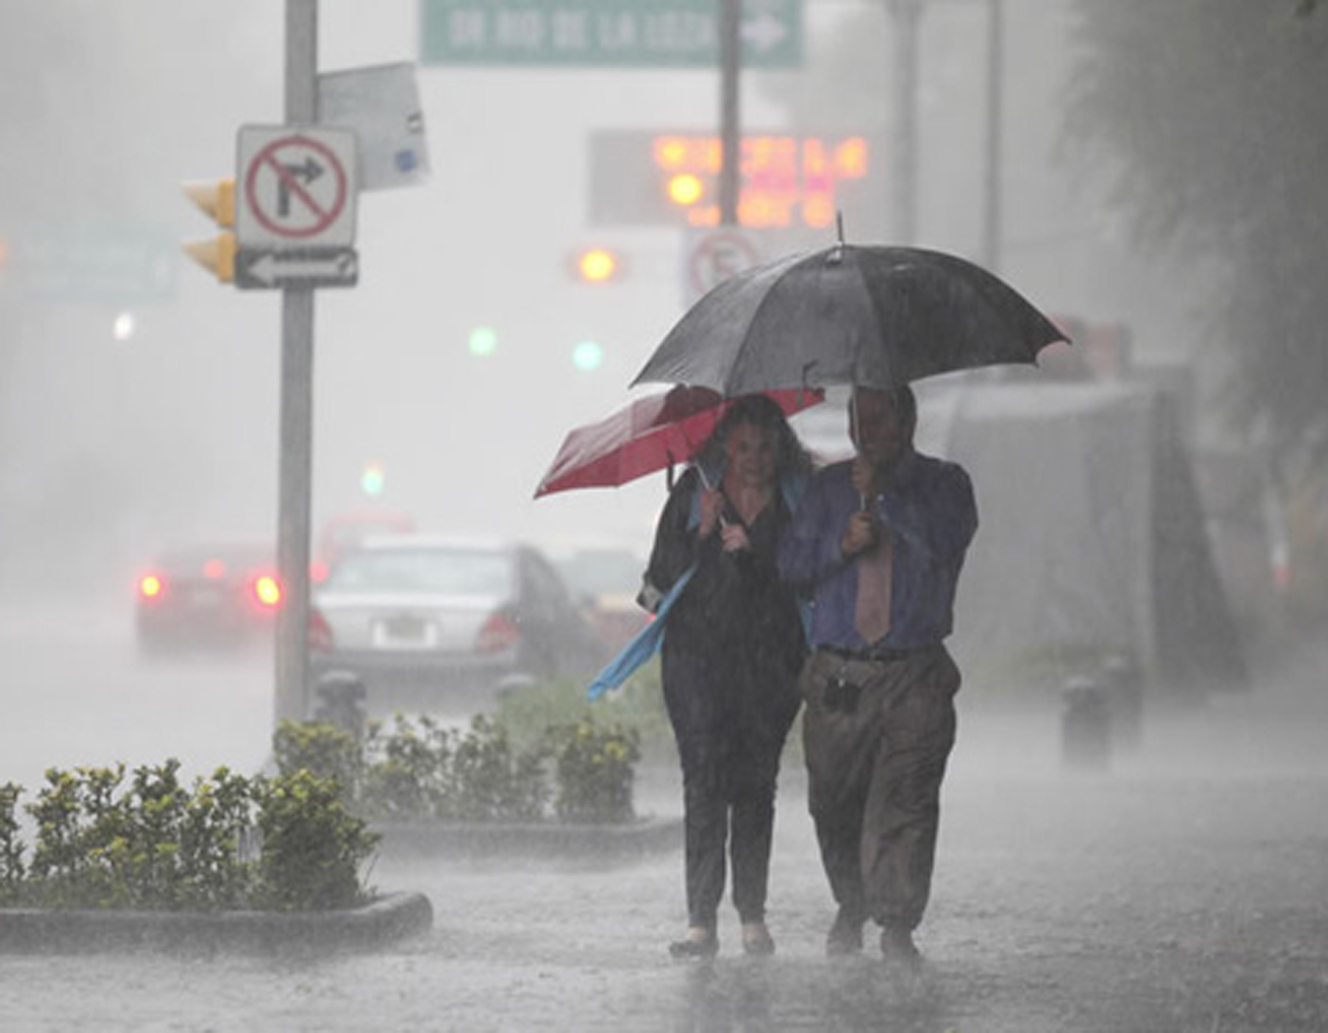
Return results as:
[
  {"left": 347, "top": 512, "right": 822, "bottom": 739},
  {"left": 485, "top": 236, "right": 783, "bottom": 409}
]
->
[
  {"left": 360, "top": 462, "right": 385, "bottom": 497},
  {"left": 468, "top": 325, "right": 498, "bottom": 357},
  {"left": 666, "top": 172, "right": 705, "bottom": 208},
  {"left": 572, "top": 339, "right": 604, "bottom": 372},
  {"left": 181, "top": 179, "right": 237, "bottom": 283},
  {"left": 570, "top": 246, "right": 623, "bottom": 285},
  {"left": 112, "top": 311, "right": 137, "bottom": 342}
]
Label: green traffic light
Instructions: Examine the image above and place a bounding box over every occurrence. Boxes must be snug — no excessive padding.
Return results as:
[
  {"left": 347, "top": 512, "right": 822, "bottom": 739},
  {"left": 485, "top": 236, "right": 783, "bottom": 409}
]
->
[
  {"left": 572, "top": 340, "right": 604, "bottom": 371},
  {"left": 468, "top": 326, "right": 498, "bottom": 357},
  {"left": 361, "top": 464, "right": 385, "bottom": 496}
]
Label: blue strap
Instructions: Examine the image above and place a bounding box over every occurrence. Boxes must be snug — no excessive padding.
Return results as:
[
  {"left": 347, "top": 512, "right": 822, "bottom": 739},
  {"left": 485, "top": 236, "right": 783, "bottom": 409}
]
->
[{"left": 587, "top": 566, "right": 695, "bottom": 700}]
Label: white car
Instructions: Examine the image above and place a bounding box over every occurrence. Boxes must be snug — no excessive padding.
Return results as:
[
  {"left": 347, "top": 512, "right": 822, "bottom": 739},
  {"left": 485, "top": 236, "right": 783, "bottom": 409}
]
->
[{"left": 308, "top": 535, "right": 606, "bottom": 715}]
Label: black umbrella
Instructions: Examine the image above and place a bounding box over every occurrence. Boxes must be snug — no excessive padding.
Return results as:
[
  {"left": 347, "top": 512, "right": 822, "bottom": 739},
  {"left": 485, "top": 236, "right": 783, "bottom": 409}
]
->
[{"left": 632, "top": 244, "right": 1068, "bottom": 394}]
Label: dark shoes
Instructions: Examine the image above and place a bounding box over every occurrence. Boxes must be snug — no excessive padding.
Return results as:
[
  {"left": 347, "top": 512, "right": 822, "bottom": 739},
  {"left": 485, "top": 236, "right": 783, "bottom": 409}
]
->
[
  {"left": 825, "top": 909, "right": 866, "bottom": 956},
  {"left": 669, "top": 930, "right": 719, "bottom": 959},
  {"left": 667, "top": 917, "right": 919, "bottom": 965},
  {"left": 879, "top": 924, "right": 922, "bottom": 970},
  {"left": 741, "top": 923, "right": 776, "bottom": 956},
  {"left": 826, "top": 912, "right": 923, "bottom": 969}
]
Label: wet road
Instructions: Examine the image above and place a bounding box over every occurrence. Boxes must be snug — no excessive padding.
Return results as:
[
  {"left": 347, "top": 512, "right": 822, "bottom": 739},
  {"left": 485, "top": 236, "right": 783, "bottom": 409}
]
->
[
  {"left": 0, "top": 601, "right": 273, "bottom": 793},
  {"left": 2, "top": 611, "right": 1326, "bottom": 1031}
]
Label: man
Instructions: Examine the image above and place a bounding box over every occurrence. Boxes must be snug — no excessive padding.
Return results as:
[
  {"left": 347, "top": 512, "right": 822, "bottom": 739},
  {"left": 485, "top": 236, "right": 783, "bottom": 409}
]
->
[{"left": 777, "top": 384, "right": 977, "bottom": 967}]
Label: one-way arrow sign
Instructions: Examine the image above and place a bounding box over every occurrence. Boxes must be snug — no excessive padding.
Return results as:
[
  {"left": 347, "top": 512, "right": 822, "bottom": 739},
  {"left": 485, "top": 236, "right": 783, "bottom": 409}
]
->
[{"left": 235, "top": 247, "right": 359, "bottom": 290}]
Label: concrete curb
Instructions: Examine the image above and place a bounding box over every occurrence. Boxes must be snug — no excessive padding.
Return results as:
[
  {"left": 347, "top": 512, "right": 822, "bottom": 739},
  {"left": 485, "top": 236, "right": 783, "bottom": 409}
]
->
[
  {"left": 373, "top": 815, "right": 683, "bottom": 862},
  {"left": 0, "top": 890, "right": 433, "bottom": 955}
]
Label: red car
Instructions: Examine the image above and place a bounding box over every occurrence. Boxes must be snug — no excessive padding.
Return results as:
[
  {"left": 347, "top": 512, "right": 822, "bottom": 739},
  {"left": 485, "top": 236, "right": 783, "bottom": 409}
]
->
[{"left": 135, "top": 544, "right": 282, "bottom": 653}]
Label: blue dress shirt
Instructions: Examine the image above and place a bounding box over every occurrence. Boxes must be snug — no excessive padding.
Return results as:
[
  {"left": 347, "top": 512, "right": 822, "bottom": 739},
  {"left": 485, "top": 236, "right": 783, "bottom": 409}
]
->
[{"left": 777, "top": 448, "right": 978, "bottom": 651}]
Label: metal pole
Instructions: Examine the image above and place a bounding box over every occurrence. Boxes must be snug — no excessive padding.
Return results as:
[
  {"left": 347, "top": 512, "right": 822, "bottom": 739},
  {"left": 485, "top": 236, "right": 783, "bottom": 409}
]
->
[
  {"left": 981, "top": 0, "right": 1004, "bottom": 271},
  {"left": 718, "top": 0, "right": 741, "bottom": 226},
  {"left": 888, "top": 0, "right": 922, "bottom": 244},
  {"left": 274, "top": 0, "right": 318, "bottom": 726}
]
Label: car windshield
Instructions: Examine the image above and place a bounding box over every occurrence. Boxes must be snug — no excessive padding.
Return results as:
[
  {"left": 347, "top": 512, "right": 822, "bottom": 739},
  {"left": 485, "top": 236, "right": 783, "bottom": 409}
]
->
[{"left": 324, "top": 547, "right": 512, "bottom": 596}]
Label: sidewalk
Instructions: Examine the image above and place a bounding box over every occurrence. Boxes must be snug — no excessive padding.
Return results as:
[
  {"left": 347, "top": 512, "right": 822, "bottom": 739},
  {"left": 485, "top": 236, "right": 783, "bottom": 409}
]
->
[{"left": 1, "top": 662, "right": 1325, "bottom": 1031}]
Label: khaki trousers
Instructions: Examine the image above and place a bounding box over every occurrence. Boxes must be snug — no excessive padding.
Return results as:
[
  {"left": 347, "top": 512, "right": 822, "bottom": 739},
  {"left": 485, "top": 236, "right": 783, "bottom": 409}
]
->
[{"left": 800, "top": 645, "right": 960, "bottom": 931}]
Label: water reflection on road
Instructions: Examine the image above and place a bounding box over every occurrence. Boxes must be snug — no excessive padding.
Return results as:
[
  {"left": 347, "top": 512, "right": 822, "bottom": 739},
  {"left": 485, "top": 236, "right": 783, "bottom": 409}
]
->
[{"left": 3, "top": 608, "right": 1328, "bottom": 1031}]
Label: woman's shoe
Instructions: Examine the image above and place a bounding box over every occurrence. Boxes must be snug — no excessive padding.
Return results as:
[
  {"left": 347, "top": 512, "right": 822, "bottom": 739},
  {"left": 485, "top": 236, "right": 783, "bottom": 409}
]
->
[
  {"left": 669, "top": 928, "right": 718, "bottom": 958},
  {"left": 741, "top": 923, "right": 776, "bottom": 956}
]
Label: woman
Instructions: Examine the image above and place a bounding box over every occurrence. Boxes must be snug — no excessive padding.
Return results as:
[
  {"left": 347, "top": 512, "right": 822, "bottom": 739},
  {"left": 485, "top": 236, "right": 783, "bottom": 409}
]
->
[{"left": 644, "top": 394, "right": 812, "bottom": 958}]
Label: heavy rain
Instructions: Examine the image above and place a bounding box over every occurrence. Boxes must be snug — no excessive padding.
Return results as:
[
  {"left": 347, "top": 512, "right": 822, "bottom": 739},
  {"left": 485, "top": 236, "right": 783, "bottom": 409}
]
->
[{"left": 2, "top": 1, "right": 1327, "bottom": 1030}]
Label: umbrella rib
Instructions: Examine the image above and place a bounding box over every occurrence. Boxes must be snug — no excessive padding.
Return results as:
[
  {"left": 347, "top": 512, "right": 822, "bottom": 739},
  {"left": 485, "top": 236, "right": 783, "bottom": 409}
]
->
[{"left": 724, "top": 250, "right": 816, "bottom": 393}]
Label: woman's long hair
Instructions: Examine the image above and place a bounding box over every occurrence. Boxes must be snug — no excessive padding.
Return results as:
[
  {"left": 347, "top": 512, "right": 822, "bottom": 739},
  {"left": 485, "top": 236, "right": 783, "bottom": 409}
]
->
[{"left": 695, "top": 393, "right": 814, "bottom": 480}]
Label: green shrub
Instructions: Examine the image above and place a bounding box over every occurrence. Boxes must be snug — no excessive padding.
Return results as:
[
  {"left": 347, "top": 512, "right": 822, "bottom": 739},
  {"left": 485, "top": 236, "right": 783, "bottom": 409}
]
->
[
  {"left": 359, "top": 713, "right": 456, "bottom": 820},
  {"left": 272, "top": 720, "right": 362, "bottom": 791},
  {"left": 277, "top": 708, "right": 643, "bottom": 826},
  {"left": 0, "top": 782, "right": 27, "bottom": 906},
  {"left": 446, "top": 715, "right": 549, "bottom": 823},
  {"left": 176, "top": 767, "right": 257, "bottom": 910},
  {"left": 4, "top": 763, "right": 375, "bottom": 912},
  {"left": 253, "top": 770, "right": 378, "bottom": 912},
  {"left": 546, "top": 718, "right": 641, "bottom": 825},
  {"left": 25, "top": 766, "right": 127, "bottom": 909}
]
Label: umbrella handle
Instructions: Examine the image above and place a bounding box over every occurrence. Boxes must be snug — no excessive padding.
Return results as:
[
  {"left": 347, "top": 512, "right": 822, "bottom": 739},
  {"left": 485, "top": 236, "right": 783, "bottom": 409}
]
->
[{"left": 695, "top": 464, "right": 731, "bottom": 530}]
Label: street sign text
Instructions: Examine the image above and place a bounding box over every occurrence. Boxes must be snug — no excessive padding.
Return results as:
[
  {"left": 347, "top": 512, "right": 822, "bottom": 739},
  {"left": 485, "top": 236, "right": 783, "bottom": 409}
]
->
[{"left": 421, "top": 0, "right": 801, "bottom": 68}]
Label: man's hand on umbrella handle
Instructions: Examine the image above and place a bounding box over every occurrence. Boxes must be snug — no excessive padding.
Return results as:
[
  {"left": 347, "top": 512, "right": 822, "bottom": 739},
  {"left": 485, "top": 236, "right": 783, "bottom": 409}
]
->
[
  {"left": 698, "top": 488, "right": 726, "bottom": 538},
  {"left": 841, "top": 509, "right": 879, "bottom": 558}
]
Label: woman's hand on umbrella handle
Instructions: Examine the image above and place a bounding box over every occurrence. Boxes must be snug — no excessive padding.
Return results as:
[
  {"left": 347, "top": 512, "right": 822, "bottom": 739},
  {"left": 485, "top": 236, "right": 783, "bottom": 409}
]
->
[
  {"left": 698, "top": 488, "right": 725, "bottom": 538},
  {"left": 720, "top": 522, "right": 750, "bottom": 553}
]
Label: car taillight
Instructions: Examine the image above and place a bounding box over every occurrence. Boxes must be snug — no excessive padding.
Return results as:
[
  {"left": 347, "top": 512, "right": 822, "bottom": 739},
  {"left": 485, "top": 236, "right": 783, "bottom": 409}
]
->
[
  {"left": 475, "top": 612, "right": 520, "bottom": 654},
  {"left": 252, "top": 575, "right": 282, "bottom": 610},
  {"left": 308, "top": 608, "right": 334, "bottom": 652},
  {"left": 138, "top": 574, "right": 165, "bottom": 601}
]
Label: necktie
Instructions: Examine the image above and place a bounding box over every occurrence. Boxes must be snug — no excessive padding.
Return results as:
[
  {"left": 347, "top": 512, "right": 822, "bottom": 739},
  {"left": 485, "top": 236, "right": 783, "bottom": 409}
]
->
[{"left": 854, "top": 531, "right": 893, "bottom": 645}]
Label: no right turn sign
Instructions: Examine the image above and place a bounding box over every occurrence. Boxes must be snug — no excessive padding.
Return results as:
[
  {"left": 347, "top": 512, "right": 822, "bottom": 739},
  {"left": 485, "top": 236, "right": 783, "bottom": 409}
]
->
[{"left": 236, "top": 125, "right": 358, "bottom": 250}]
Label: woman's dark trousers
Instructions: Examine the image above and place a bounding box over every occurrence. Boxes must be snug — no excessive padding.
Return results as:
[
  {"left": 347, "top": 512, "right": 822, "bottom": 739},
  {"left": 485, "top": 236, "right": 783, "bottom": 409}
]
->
[{"left": 663, "top": 646, "right": 795, "bottom": 932}]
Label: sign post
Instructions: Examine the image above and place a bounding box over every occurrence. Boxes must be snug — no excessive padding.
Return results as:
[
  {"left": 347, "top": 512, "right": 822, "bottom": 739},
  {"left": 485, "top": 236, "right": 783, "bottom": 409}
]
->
[{"left": 273, "top": 0, "right": 319, "bottom": 728}]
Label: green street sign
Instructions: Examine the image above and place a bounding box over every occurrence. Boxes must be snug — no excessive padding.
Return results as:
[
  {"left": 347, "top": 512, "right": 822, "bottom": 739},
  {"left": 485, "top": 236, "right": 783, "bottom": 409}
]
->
[
  {"left": 2, "top": 221, "right": 177, "bottom": 305},
  {"left": 420, "top": 0, "right": 801, "bottom": 68}
]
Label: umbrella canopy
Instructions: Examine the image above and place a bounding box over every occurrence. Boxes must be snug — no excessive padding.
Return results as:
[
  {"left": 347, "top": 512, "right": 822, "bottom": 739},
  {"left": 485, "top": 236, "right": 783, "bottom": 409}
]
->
[
  {"left": 534, "top": 385, "right": 823, "bottom": 499},
  {"left": 632, "top": 244, "right": 1068, "bottom": 395}
]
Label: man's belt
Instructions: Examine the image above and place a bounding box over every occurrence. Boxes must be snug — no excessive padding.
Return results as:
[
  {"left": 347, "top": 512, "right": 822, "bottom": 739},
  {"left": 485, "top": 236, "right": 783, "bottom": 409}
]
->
[{"left": 818, "top": 643, "right": 928, "bottom": 664}]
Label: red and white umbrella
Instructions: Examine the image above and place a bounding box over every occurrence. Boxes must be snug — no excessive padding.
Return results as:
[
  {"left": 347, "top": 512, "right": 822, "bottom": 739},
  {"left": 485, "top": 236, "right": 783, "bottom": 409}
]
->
[{"left": 534, "top": 385, "right": 823, "bottom": 499}]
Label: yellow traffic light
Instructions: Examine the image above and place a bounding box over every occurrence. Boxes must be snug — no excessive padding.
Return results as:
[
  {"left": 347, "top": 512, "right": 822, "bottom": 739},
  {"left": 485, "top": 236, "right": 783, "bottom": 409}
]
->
[
  {"left": 575, "top": 247, "right": 621, "bottom": 284},
  {"left": 182, "top": 179, "right": 236, "bottom": 227},
  {"left": 181, "top": 234, "right": 237, "bottom": 283},
  {"left": 181, "top": 178, "right": 236, "bottom": 283},
  {"left": 666, "top": 172, "right": 705, "bottom": 207}
]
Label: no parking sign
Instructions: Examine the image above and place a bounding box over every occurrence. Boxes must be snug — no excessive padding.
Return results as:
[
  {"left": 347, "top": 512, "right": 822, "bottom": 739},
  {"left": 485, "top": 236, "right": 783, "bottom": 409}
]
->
[{"left": 682, "top": 228, "right": 763, "bottom": 307}]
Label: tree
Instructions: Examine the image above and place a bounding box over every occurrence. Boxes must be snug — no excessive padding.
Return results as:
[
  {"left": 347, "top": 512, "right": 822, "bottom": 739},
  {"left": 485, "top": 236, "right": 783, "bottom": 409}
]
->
[{"left": 1061, "top": 0, "right": 1328, "bottom": 461}]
